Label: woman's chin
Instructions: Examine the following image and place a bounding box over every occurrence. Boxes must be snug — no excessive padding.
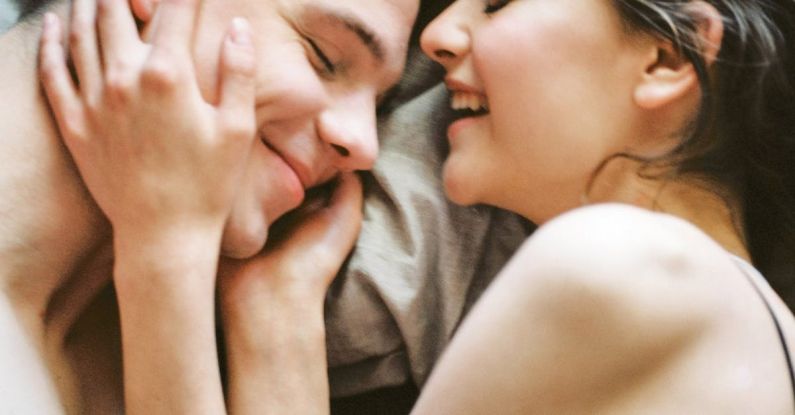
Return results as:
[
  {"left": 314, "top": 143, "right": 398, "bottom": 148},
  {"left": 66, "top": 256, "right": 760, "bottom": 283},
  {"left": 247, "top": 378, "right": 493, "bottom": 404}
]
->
[{"left": 443, "top": 166, "right": 480, "bottom": 207}]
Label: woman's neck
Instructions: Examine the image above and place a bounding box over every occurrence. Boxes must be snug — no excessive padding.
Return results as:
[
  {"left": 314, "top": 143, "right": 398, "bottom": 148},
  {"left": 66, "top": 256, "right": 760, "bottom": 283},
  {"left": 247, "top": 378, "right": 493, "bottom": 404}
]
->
[
  {"left": 651, "top": 180, "right": 750, "bottom": 261},
  {"left": 587, "top": 158, "right": 750, "bottom": 261},
  {"left": 0, "top": 10, "right": 111, "bottom": 352}
]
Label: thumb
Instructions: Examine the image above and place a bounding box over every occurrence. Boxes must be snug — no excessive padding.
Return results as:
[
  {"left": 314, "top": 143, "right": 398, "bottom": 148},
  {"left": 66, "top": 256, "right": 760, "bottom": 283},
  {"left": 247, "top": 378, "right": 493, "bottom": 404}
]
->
[
  {"left": 276, "top": 172, "right": 364, "bottom": 263},
  {"left": 217, "top": 174, "right": 363, "bottom": 296},
  {"left": 269, "top": 173, "right": 363, "bottom": 288}
]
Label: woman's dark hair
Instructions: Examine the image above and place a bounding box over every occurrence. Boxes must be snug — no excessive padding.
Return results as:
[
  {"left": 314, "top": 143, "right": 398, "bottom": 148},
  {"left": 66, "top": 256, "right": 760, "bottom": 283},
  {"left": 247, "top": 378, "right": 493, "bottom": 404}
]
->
[{"left": 613, "top": 0, "right": 795, "bottom": 306}]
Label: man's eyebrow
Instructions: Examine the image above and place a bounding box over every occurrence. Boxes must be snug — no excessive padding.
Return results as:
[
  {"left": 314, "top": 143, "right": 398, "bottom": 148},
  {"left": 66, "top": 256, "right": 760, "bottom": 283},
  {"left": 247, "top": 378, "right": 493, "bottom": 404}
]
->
[{"left": 310, "top": 5, "right": 387, "bottom": 63}]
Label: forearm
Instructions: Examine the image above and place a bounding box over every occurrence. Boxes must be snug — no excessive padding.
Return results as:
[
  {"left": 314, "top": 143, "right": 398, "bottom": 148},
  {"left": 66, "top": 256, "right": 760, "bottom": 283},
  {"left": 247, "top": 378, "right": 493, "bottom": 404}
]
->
[
  {"left": 218, "top": 174, "right": 363, "bottom": 414},
  {"left": 114, "top": 226, "right": 227, "bottom": 415},
  {"left": 223, "top": 290, "right": 330, "bottom": 415}
]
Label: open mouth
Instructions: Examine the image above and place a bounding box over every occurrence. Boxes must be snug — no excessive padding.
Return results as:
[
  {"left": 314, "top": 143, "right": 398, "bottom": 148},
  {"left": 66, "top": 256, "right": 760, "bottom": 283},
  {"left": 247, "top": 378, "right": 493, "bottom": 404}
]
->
[
  {"left": 452, "top": 107, "right": 490, "bottom": 120},
  {"left": 450, "top": 91, "right": 490, "bottom": 119}
]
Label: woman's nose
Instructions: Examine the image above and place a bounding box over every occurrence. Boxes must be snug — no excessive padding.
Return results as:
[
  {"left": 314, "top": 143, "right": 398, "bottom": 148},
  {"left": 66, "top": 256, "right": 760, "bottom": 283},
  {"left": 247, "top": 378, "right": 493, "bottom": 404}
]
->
[{"left": 420, "top": 4, "right": 471, "bottom": 67}]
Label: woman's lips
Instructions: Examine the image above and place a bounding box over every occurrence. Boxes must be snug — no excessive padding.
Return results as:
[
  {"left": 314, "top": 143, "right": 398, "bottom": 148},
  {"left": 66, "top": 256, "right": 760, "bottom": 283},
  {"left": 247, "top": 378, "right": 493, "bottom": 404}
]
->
[{"left": 447, "top": 114, "right": 488, "bottom": 142}]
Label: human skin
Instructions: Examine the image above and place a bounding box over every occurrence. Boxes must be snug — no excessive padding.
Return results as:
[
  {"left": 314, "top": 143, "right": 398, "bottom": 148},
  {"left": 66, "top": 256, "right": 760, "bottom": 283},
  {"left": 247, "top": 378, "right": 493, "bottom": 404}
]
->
[
  {"left": 406, "top": 0, "right": 795, "bottom": 413},
  {"left": 0, "top": 0, "right": 418, "bottom": 412},
  {"left": 38, "top": 0, "right": 418, "bottom": 410},
  {"left": 421, "top": 0, "right": 699, "bottom": 224},
  {"left": 185, "top": 0, "right": 418, "bottom": 259}
]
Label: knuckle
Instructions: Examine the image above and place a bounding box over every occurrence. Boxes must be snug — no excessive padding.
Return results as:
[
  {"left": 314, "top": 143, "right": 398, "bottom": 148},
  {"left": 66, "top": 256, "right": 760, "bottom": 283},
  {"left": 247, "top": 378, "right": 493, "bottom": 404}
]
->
[
  {"left": 68, "top": 18, "right": 91, "bottom": 46},
  {"left": 310, "top": 246, "right": 342, "bottom": 277},
  {"left": 141, "top": 56, "right": 180, "bottom": 90},
  {"left": 96, "top": 0, "right": 113, "bottom": 15},
  {"left": 61, "top": 109, "right": 86, "bottom": 139},
  {"left": 40, "top": 56, "right": 59, "bottom": 78},
  {"left": 83, "top": 96, "right": 101, "bottom": 113},
  {"left": 103, "top": 72, "right": 135, "bottom": 103},
  {"left": 109, "top": 55, "right": 136, "bottom": 74},
  {"left": 225, "top": 50, "right": 256, "bottom": 78},
  {"left": 221, "top": 118, "right": 255, "bottom": 141}
]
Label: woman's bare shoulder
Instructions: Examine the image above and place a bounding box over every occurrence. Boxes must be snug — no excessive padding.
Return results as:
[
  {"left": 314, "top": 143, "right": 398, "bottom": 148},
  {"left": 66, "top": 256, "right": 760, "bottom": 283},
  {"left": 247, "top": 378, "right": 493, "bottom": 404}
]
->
[
  {"left": 520, "top": 203, "right": 728, "bottom": 271},
  {"left": 499, "top": 203, "right": 741, "bottom": 340}
]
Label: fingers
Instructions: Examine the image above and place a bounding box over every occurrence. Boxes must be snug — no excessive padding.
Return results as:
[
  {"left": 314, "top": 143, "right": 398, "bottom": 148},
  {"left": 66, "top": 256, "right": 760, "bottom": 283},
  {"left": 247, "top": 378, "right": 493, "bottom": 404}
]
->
[
  {"left": 320, "top": 172, "right": 364, "bottom": 250},
  {"left": 217, "top": 174, "right": 363, "bottom": 300},
  {"left": 218, "top": 18, "right": 256, "bottom": 127},
  {"left": 96, "top": 0, "right": 141, "bottom": 69},
  {"left": 39, "top": 13, "right": 85, "bottom": 143},
  {"left": 280, "top": 173, "right": 364, "bottom": 267},
  {"left": 325, "top": 173, "right": 364, "bottom": 234},
  {"left": 69, "top": 0, "right": 101, "bottom": 99},
  {"left": 131, "top": 0, "right": 159, "bottom": 22},
  {"left": 148, "top": 0, "right": 201, "bottom": 52}
]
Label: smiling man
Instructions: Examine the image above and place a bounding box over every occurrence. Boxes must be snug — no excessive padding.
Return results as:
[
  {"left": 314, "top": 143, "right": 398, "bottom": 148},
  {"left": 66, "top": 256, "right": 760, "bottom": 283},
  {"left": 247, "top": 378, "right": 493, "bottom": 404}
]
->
[
  {"left": 188, "top": 0, "right": 418, "bottom": 259},
  {"left": 0, "top": 0, "right": 417, "bottom": 411}
]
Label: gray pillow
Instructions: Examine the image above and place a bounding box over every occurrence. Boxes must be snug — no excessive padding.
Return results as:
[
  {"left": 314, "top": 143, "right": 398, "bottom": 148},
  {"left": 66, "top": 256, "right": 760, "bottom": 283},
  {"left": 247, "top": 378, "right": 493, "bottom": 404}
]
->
[{"left": 325, "top": 47, "right": 532, "bottom": 397}]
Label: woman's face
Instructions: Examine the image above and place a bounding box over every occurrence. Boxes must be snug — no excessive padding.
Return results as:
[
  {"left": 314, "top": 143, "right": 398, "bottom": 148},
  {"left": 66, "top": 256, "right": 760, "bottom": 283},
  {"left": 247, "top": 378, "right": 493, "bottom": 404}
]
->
[{"left": 421, "top": 0, "right": 648, "bottom": 222}]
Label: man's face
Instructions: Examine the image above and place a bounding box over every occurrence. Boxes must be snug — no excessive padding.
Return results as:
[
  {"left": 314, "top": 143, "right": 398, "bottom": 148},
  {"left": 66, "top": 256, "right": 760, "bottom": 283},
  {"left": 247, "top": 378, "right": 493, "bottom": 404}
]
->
[{"left": 187, "top": 0, "right": 418, "bottom": 258}]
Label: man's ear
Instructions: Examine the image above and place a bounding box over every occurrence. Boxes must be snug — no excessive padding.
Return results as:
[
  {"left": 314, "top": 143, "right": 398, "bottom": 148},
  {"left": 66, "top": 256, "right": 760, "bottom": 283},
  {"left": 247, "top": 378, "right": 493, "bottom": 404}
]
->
[
  {"left": 634, "top": 1, "right": 724, "bottom": 110},
  {"left": 130, "top": 0, "right": 159, "bottom": 22}
]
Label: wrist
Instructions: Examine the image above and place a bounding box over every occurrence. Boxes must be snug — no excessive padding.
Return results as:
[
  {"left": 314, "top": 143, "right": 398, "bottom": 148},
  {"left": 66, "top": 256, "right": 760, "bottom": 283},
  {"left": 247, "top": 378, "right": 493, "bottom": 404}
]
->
[
  {"left": 113, "top": 222, "right": 225, "bottom": 291},
  {"left": 222, "top": 293, "right": 327, "bottom": 359}
]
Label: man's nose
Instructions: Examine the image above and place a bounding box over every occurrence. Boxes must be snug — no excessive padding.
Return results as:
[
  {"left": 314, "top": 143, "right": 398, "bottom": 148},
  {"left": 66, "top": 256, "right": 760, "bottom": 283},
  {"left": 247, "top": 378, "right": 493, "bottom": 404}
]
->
[{"left": 316, "top": 93, "right": 378, "bottom": 171}]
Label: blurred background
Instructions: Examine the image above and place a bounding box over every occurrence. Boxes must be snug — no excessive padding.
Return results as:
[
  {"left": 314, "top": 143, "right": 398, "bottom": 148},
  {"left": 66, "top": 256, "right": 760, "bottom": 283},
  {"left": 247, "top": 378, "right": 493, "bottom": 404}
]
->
[{"left": 1, "top": 0, "right": 18, "bottom": 32}]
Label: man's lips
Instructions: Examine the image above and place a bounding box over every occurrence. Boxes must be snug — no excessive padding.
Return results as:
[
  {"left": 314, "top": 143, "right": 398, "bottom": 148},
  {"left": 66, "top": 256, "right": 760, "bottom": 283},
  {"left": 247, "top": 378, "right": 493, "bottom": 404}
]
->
[
  {"left": 259, "top": 136, "right": 313, "bottom": 191},
  {"left": 257, "top": 135, "right": 307, "bottom": 206}
]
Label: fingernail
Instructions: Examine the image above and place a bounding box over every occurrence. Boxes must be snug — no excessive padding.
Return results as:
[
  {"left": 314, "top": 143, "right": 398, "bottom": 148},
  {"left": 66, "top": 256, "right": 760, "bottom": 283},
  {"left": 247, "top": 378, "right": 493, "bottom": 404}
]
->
[{"left": 230, "top": 17, "right": 252, "bottom": 46}]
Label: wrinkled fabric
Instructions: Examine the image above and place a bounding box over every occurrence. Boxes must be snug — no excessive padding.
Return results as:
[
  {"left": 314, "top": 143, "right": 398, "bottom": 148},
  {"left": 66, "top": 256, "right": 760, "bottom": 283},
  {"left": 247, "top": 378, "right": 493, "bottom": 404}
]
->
[{"left": 325, "top": 51, "right": 532, "bottom": 397}]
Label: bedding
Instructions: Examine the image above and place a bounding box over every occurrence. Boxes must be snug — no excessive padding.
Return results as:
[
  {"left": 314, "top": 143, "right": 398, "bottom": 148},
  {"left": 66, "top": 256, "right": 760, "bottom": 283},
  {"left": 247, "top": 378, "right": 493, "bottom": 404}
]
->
[{"left": 325, "top": 38, "right": 531, "bottom": 397}]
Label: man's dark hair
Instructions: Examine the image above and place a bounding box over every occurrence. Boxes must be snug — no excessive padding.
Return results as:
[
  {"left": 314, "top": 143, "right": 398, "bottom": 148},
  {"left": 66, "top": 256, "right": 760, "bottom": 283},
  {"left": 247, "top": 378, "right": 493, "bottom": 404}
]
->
[{"left": 14, "top": 0, "right": 54, "bottom": 18}]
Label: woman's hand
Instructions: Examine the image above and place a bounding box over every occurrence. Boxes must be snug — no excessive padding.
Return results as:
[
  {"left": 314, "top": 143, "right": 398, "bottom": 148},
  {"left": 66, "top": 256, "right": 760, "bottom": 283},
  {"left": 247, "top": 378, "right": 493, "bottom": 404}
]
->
[
  {"left": 39, "top": 0, "right": 257, "bottom": 242},
  {"left": 219, "top": 173, "right": 364, "bottom": 415},
  {"left": 38, "top": 0, "right": 256, "bottom": 413}
]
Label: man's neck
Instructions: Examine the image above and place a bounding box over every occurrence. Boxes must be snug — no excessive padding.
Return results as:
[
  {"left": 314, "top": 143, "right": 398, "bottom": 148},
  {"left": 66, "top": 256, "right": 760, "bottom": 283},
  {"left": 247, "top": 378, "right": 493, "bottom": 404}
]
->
[{"left": 0, "top": 11, "right": 110, "bottom": 350}]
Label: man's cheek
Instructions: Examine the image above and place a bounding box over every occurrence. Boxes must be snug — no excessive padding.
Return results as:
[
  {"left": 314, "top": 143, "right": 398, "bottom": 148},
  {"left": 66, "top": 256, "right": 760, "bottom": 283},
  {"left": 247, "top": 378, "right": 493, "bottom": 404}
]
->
[{"left": 191, "top": 28, "right": 229, "bottom": 104}]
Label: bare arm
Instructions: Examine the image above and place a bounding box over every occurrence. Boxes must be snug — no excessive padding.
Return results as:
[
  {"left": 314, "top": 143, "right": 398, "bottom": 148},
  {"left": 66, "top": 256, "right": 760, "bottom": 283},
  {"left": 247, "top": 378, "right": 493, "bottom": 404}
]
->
[
  {"left": 38, "top": 0, "right": 256, "bottom": 411},
  {"left": 220, "top": 173, "right": 363, "bottom": 415},
  {"left": 412, "top": 206, "right": 714, "bottom": 414}
]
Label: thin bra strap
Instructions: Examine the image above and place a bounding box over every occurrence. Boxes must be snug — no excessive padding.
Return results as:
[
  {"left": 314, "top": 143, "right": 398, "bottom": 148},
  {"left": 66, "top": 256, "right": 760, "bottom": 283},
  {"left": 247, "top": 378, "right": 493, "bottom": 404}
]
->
[{"left": 736, "top": 261, "right": 795, "bottom": 408}]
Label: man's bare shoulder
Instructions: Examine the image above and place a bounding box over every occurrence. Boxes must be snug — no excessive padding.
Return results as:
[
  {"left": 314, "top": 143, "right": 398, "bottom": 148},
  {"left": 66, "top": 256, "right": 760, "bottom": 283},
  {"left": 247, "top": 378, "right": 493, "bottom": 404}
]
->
[{"left": 0, "top": 293, "right": 64, "bottom": 413}]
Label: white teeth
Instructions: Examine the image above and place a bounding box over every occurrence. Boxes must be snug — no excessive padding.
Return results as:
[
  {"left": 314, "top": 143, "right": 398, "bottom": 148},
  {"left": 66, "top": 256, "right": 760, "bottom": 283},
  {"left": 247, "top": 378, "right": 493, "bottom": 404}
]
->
[{"left": 450, "top": 91, "right": 489, "bottom": 112}]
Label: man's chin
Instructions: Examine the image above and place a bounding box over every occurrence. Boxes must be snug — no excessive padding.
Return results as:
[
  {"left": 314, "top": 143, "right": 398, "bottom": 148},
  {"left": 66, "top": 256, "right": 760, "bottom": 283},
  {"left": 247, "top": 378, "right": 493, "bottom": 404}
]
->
[{"left": 220, "top": 222, "right": 269, "bottom": 260}]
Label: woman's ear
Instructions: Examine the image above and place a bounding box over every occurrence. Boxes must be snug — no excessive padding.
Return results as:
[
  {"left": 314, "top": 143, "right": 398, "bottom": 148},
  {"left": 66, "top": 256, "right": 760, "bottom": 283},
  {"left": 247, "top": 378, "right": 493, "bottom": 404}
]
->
[
  {"left": 634, "top": 1, "right": 724, "bottom": 110},
  {"left": 130, "top": 0, "right": 160, "bottom": 22}
]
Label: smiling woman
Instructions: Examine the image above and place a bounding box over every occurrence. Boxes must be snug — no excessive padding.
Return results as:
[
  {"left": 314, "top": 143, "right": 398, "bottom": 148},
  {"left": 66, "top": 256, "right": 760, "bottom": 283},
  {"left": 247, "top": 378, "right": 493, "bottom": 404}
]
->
[{"left": 411, "top": 0, "right": 795, "bottom": 413}]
